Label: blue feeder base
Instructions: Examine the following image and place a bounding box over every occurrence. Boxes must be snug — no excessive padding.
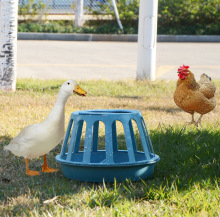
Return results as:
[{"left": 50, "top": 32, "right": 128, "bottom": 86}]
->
[
  {"left": 56, "top": 109, "right": 160, "bottom": 182},
  {"left": 56, "top": 151, "right": 159, "bottom": 182}
]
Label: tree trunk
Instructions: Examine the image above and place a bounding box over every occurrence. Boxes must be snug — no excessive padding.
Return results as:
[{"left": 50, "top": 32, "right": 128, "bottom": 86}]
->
[{"left": 0, "top": 0, "right": 18, "bottom": 91}]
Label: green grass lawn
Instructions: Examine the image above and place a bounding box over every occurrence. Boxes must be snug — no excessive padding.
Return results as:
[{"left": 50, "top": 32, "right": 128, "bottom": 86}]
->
[{"left": 0, "top": 79, "right": 219, "bottom": 216}]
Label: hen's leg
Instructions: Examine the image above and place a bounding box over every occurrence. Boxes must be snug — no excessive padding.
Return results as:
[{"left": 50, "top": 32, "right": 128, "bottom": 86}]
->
[
  {"left": 196, "top": 114, "right": 203, "bottom": 126},
  {"left": 187, "top": 113, "right": 198, "bottom": 126},
  {"left": 42, "top": 154, "right": 58, "bottom": 173},
  {"left": 25, "top": 158, "right": 40, "bottom": 176}
]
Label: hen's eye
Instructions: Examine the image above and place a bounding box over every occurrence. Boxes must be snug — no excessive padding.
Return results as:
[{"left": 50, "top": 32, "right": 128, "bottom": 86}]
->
[{"left": 67, "top": 82, "right": 70, "bottom": 85}]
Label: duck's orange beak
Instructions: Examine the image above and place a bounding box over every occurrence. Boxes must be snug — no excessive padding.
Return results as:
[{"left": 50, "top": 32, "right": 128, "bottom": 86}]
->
[{"left": 73, "top": 85, "right": 87, "bottom": 96}]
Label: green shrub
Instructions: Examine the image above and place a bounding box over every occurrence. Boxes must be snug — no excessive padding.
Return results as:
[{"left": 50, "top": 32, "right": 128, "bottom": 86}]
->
[
  {"left": 18, "top": 20, "right": 138, "bottom": 34},
  {"left": 158, "top": 0, "right": 220, "bottom": 34},
  {"left": 18, "top": 0, "right": 220, "bottom": 35},
  {"left": 19, "top": 0, "right": 45, "bottom": 21},
  {"left": 99, "top": 0, "right": 139, "bottom": 21}
]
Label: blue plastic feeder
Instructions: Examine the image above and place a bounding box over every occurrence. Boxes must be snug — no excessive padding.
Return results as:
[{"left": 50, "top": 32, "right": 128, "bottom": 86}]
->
[{"left": 56, "top": 109, "right": 159, "bottom": 182}]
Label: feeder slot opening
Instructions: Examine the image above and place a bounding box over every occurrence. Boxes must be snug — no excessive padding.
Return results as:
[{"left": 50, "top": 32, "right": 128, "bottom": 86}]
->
[
  {"left": 60, "top": 119, "right": 73, "bottom": 158},
  {"left": 141, "top": 118, "right": 155, "bottom": 156},
  {"left": 131, "top": 119, "right": 144, "bottom": 152}
]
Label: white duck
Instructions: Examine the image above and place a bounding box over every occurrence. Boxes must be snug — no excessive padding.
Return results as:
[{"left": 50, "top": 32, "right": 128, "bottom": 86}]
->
[{"left": 4, "top": 80, "right": 87, "bottom": 176}]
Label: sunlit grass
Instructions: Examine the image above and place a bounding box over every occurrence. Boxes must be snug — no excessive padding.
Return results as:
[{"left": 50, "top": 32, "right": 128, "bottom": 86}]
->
[
  {"left": 0, "top": 79, "right": 219, "bottom": 216},
  {"left": 15, "top": 78, "right": 178, "bottom": 96}
]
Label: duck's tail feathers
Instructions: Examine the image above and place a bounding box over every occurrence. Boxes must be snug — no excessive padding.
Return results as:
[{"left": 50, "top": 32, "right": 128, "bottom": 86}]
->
[
  {"left": 4, "top": 146, "right": 8, "bottom": 151},
  {"left": 4, "top": 145, "right": 10, "bottom": 156}
]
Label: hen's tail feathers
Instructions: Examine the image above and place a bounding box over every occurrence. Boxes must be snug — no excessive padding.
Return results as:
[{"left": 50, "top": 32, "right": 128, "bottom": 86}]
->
[{"left": 201, "top": 73, "right": 212, "bottom": 81}]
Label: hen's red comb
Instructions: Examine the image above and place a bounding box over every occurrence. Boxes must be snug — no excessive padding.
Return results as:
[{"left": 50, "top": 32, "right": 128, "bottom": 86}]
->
[{"left": 178, "top": 64, "right": 189, "bottom": 72}]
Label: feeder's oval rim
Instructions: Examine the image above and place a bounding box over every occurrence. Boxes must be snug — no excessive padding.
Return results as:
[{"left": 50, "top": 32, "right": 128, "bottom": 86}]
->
[
  {"left": 56, "top": 154, "right": 160, "bottom": 168},
  {"left": 75, "top": 109, "right": 141, "bottom": 116}
]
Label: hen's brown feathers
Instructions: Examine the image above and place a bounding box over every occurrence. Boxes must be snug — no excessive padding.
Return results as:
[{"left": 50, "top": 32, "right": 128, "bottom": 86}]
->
[
  {"left": 198, "top": 74, "right": 216, "bottom": 99},
  {"left": 174, "top": 70, "right": 216, "bottom": 115}
]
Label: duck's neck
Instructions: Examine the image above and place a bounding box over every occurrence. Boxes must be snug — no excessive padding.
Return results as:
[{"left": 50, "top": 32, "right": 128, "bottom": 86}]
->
[{"left": 45, "top": 91, "right": 70, "bottom": 123}]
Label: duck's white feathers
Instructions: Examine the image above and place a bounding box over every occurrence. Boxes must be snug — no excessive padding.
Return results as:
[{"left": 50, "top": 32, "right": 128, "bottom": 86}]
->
[
  {"left": 4, "top": 80, "right": 78, "bottom": 159},
  {"left": 5, "top": 102, "right": 65, "bottom": 159}
]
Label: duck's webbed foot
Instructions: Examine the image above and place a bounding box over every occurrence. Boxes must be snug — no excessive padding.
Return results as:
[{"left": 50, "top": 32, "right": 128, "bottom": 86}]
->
[
  {"left": 26, "top": 170, "right": 40, "bottom": 176},
  {"left": 42, "top": 154, "right": 58, "bottom": 173},
  {"left": 25, "top": 158, "right": 40, "bottom": 176},
  {"left": 42, "top": 165, "right": 58, "bottom": 173}
]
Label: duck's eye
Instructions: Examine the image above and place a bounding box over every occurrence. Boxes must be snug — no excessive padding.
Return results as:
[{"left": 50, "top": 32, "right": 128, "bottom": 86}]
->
[{"left": 67, "top": 82, "right": 70, "bottom": 85}]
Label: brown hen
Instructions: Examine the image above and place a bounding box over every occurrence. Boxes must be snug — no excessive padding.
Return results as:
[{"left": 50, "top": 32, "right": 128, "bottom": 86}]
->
[{"left": 174, "top": 65, "right": 216, "bottom": 126}]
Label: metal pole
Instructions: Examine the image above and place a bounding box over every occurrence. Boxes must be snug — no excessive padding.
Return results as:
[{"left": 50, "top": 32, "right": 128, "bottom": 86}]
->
[
  {"left": 137, "top": 0, "right": 158, "bottom": 81},
  {"left": 38, "top": 0, "right": 51, "bottom": 24},
  {"left": 111, "top": 0, "right": 123, "bottom": 30},
  {"left": 0, "top": 0, "right": 18, "bottom": 91}
]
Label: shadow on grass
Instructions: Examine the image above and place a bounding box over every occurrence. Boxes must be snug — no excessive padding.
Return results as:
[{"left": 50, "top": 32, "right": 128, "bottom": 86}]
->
[
  {"left": 0, "top": 136, "right": 83, "bottom": 203},
  {"left": 0, "top": 125, "right": 219, "bottom": 211},
  {"left": 115, "top": 96, "right": 144, "bottom": 100},
  {"left": 0, "top": 135, "right": 12, "bottom": 145},
  {"left": 71, "top": 125, "right": 219, "bottom": 188},
  {"left": 147, "top": 106, "right": 182, "bottom": 113},
  {"left": 150, "top": 126, "right": 220, "bottom": 187}
]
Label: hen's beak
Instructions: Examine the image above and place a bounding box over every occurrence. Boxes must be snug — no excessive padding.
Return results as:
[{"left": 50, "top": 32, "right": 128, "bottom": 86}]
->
[
  {"left": 73, "top": 85, "right": 87, "bottom": 96},
  {"left": 177, "top": 69, "right": 190, "bottom": 73}
]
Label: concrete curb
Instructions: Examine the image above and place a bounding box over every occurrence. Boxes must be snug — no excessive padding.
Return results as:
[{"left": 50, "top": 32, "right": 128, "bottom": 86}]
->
[
  {"left": 18, "top": 32, "right": 220, "bottom": 42},
  {"left": 158, "top": 35, "right": 220, "bottom": 42},
  {"left": 17, "top": 33, "right": 138, "bottom": 42}
]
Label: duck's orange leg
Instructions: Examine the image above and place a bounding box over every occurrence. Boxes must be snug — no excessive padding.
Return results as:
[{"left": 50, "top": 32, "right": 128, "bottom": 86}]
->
[
  {"left": 42, "top": 155, "right": 58, "bottom": 173},
  {"left": 25, "top": 158, "right": 40, "bottom": 176}
]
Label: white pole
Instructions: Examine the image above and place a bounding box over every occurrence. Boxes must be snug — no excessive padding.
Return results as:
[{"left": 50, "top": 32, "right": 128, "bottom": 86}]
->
[
  {"left": 75, "top": 0, "right": 84, "bottom": 27},
  {"left": 137, "top": 0, "right": 158, "bottom": 81},
  {"left": 0, "top": 0, "right": 18, "bottom": 91}
]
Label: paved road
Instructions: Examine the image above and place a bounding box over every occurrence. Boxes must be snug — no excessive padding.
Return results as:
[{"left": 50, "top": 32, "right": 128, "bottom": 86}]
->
[{"left": 17, "top": 41, "right": 220, "bottom": 81}]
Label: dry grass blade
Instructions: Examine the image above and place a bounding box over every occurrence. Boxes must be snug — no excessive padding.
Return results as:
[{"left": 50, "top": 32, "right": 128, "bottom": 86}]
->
[{"left": 43, "top": 196, "right": 59, "bottom": 204}]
